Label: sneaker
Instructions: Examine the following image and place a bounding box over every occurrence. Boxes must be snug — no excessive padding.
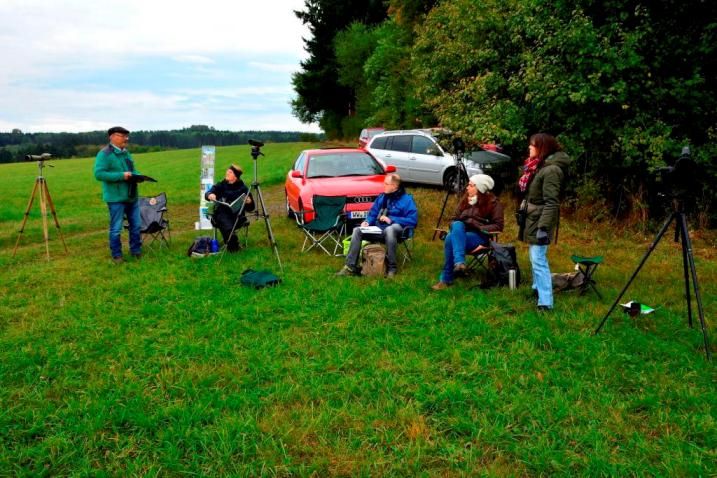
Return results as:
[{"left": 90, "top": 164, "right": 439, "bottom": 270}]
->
[
  {"left": 335, "top": 265, "right": 358, "bottom": 276},
  {"left": 431, "top": 281, "right": 450, "bottom": 291},
  {"left": 537, "top": 305, "right": 552, "bottom": 313},
  {"left": 112, "top": 256, "right": 124, "bottom": 264},
  {"left": 453, "top": 263, "right": 466, "bottom": 273},
  {"left": 132, "top": 253, "right": 142, "bottom": 260},
  {"left": 386, "top": 270, "right": 397, "bottom": 279}
]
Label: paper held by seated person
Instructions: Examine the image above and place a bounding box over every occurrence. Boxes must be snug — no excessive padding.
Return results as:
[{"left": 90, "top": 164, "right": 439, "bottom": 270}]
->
[
  {"left": 214, "top": 193, "right": 247, "bottom": 214},
  {"left": 359, "top": 225, "right": 383, "bottom": 234}
]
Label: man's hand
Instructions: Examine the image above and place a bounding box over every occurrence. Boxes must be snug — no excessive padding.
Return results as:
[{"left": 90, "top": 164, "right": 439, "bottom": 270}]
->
[
  {"left": 245, "top": 196, "right": 252, "bottom": 204},
  {"left": 207, "top": 193, "right": 217, "bottom": 201},
  {"left": 361, "top": 221, "right": 369, "bottom": 227},
  {"left": 123, "top": 172, "right": 132, "bottom": 180},
  {"left": 536, "top": 228, "right": 550, "bottom": 245},
  {"left": 379, "top": 215, "right": 392, "bottom": 224}
]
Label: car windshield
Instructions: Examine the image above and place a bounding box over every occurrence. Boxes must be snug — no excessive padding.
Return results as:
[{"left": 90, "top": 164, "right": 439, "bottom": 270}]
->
[{"left": 306, "top": 152, "right": 384, "bottom": 178}]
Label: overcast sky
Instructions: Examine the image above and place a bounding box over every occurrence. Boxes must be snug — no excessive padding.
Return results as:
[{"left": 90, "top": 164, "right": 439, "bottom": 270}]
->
[{"left": 0, "top": 0, "right": 319, "bottom": 133}]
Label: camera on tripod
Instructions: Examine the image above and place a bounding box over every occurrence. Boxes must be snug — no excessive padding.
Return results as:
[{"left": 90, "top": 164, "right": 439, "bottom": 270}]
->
[
  {"left": 248, "top": 139, "right": 264, "bottom": 160},
  {"left": 653, "top": 146, "right": 699, "bottom": 202}
]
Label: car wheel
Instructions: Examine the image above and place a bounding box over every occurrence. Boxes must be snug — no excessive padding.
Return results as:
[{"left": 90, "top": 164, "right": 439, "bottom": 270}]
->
[
  {"left": 443, "top": 167, "right": 468, "bottom": 193},
  {"left": 285, "top": 192, "right": 295, "bottom": 219}
]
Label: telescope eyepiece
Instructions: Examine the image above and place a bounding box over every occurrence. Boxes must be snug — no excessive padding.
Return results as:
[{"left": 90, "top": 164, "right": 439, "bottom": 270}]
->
[{"left": 248, "top": 139, "right": 264, "bottom": 148}]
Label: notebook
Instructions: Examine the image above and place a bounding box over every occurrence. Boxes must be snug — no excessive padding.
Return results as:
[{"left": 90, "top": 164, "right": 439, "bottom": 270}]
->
[{"left": 214, "top": 193, "right": 247, "bottom": 214}]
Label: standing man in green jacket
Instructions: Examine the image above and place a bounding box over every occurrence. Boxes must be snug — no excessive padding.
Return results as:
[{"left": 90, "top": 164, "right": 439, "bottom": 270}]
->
[{"left": 94, "top": 126, "right": 142, "bottom": 263}]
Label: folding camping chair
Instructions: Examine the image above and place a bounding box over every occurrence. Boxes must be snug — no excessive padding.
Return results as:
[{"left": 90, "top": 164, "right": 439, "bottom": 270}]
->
[
  {"left": 137, "top": 193, "right": 171, "bottom": 249},
  {"left": 296, "top": 195, "right": 347, "bottom": 256},
  {"left": 466, "top": 231, "right": 500, "bottom": 274},
  {"left": 361, "top": 226, "right": 415, "bottom": 266},
  {"left": 206, "top": 202, "right": 249, "bottom": 254},
  {"left": 571, "top": 254, "right": 604, "bottom": 298}
]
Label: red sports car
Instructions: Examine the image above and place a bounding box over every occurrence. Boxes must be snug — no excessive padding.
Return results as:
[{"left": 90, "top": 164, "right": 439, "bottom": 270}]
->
[{"left": 285, "top": 148, "right": 396, "bottom": 223}]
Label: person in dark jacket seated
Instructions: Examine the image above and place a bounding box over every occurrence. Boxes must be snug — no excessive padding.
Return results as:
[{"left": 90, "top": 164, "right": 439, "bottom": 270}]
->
[
  {"left": 205, "top": 164, "right": 255, "bottom": 252},
  {"left": 431, "top": 174, "right": 504, "bottom": 290},
  {"left": 336, "top": 173, "right": 418, "bottom": 278}
]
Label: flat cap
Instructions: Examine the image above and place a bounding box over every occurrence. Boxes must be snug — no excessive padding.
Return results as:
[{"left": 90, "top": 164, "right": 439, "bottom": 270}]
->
[{"left": 108, "top": 126, "right": 130, "bottom": 136}]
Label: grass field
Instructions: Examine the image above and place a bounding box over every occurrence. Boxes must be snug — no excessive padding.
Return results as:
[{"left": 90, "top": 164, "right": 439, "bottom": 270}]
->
[{"left": 1, "top": 143, "right": 716, "bottom": 476}]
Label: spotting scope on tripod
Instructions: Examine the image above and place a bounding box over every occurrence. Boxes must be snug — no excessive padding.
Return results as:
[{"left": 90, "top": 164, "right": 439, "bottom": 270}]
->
[
  {"left": 246, "top": 139, "right": 282, "bottom": 270},
  {"left": 13, "top": 153, "right": 69, "bottom": 260},
  {"left": 594, "top": 146, "right": 711, "bottom": 359}
]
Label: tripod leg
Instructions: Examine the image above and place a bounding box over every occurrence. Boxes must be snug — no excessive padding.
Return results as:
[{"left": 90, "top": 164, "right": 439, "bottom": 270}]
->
[
  {"left": 13, "top": 179, "right": 41, "bottom": 257},
  {"left": 678, "top": 213, "right": 712, "bottom": 360},
  {"left": 42, "top": 180, "right": 69, "bottom": 254},
  {"left": 39, "top": 178, "right": 51, "bottom": 261},
  {"left": 432, "top": 189, "right": 452, "bottom": 240},
  {"left": 254, "top": 184, "right": 283, "bottom": 271},
  {"left": 595, "top": 212, "right": 675, "bottom": 334},
  {"left": 678, "top": 215, "right": 693, "bottom": 328}
]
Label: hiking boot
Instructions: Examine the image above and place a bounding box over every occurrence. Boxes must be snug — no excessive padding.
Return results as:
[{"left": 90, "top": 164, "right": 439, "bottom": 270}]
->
[
  {"left": 386, "top": 270, "right": 397, "bottom": 279},
  {"left": 336, "top": 265, "right": 359, "bottom": 276},
  {"left": 112, "top": 256, "right": 124, "bottom": 264},
  {"left": 132, "top": 253, "right": 142, "bottom": 260},
  {"left": 431, "top": 281, "right": 450, "bottom": 291}
]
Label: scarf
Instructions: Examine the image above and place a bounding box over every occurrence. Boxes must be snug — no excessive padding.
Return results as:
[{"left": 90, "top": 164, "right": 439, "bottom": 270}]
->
[
  {"left": 468, "top": 195, "right": 477, "bottom": 206},
  {"left": 518, "top": 156, "right": 542, "bottom": 192}
]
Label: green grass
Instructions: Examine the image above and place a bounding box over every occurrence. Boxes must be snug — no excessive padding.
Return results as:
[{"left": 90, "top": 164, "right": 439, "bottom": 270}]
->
[{"left": 1, "top": 143, "right": 716, "bottom": 476}]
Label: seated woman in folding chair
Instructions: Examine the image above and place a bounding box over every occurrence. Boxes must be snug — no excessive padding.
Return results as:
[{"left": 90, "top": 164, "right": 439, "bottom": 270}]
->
[
  {"left": 431, "top": 174, "right": 504, "bottom": 290},
  {"left": 205, "top": 164, "right": 255, "bottom": 253}
]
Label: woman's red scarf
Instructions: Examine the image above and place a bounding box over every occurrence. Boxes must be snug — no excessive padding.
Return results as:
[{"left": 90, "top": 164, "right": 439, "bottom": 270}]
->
[{"left": 518, "top": 156, "right": 542, "bottom": 192}]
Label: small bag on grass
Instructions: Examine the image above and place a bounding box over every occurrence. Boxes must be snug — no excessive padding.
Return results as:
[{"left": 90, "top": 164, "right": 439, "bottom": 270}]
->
[
  {"left": 240, "top": 269, "right": 281, "bottom": 289},
  {"left": 361, "top": 244, "right": 386, "bottom": 276},
  {"left": 187, "top": 236, "right": 214, "bottom": 257}
]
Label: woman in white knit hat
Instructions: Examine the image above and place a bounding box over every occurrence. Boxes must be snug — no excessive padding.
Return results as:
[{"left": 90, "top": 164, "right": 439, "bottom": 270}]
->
[{"left": 432, "top": 174, "right": 504, "bottom": 290}]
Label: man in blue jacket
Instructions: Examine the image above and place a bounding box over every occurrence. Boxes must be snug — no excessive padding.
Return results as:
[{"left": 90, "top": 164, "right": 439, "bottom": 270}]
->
[
  {"left": 94, "top": 126, "right": 142, "bottom": 263},
  {"left": 337, "top": 173, "right": 418, "bottom": 278}
]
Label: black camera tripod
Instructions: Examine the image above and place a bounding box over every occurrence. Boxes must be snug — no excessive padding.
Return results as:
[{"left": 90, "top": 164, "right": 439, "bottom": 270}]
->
[
  {"left": 247, "top": 140, "right": 283, "bottom": 271},
  {"left": 432, "top": 138, "right": 468, "bottom": 240},
  {"left": 13, "top": 157, "right": 68, "bottom": 260},
  {"left": 594, "top": 199, "right": 711, "bottom": 360}
]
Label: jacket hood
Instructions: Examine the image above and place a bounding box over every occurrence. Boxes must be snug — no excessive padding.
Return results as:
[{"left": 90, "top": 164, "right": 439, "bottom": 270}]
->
[{"left": 545, "top": 151, "right": 571, "bottom": 169}]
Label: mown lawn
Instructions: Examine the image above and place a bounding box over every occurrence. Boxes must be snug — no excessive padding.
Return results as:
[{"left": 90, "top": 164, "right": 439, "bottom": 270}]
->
[{"left": 1, "top": 143, "right": 716, "bottom": 476}]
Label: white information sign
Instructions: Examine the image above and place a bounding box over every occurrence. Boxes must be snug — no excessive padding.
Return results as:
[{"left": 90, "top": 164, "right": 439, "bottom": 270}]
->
[{"left": 196, "top": 145, "right": 215, "bottom": 230}]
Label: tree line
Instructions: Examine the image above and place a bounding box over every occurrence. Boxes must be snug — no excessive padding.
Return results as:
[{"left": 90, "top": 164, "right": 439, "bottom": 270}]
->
[
  {"left": 292, "top": 0, "right": 717, "bottom": 225},
  {"left": 0, "top": 126, "right": 322, "bottom": 164}
]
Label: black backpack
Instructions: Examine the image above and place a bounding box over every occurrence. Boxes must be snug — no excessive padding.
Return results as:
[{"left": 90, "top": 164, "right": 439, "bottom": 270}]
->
[
  {"left": 187, "top": 236, "right": 214, "bottom": 257},
  {"left": 482, "top": 242, "right": 521, "bottom": 288}
]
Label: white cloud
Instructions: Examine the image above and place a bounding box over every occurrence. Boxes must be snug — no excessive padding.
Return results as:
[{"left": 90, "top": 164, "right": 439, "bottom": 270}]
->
[{"left": 0, "top": 0, "right": 318, "bottom": 133}]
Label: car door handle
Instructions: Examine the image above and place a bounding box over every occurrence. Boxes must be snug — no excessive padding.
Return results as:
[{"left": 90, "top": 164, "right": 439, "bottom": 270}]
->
[
  {"left": 384, "top": 154, "right": 392, "bottom": 158},
  {"left": 409, "top": 156, "right": 417, "bottom": 160}
]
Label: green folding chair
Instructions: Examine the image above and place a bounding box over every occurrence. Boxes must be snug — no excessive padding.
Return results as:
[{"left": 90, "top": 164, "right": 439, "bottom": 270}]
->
[
  {"left": 296, "top": 195, "right": 347, "bottom": 256},
  {"left": 571, "top": 254, "right": 604, "bottom": 298}
]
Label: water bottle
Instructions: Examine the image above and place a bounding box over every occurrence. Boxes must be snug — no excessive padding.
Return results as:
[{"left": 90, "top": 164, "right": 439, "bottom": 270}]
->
[
  {"left": 210, "top": 239, "right": 219, "bottom": 253},
  {"left": 508, "top": 269, "right": 516, "bottom": 290}
]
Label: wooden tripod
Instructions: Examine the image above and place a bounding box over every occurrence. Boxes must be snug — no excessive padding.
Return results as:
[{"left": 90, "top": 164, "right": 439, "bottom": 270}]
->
[{"left": 12, "top": 162, "right": 68, "bottom": 260}]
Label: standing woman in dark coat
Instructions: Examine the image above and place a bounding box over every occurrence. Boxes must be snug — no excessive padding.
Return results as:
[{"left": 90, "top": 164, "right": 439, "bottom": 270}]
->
[
  {"left": 205, "top": 164, "right": 255, "bottom": 252},
  {"left": 518, "top": 133, "right": 571, "bottom": 311}
]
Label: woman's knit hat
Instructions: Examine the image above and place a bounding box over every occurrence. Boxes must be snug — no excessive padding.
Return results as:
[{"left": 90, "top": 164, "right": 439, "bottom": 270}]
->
[{"left": 469, "top": 174, "right": 494, "bottom": 194}]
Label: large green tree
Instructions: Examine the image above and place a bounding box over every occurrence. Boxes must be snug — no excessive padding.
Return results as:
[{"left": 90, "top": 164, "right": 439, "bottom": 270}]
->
[{"left": 292, "top": 0, "right": 386, "bottom": 138}]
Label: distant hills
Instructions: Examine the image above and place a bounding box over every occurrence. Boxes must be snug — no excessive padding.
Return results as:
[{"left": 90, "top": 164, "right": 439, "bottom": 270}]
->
[{"left": 0, "top": 125, "right": 324, "bottom": 163}]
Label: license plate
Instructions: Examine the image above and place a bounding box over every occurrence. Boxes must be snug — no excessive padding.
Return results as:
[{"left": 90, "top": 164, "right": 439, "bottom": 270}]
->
[{"left": 349, "top": 210, "right": 368, "bottom": 219}]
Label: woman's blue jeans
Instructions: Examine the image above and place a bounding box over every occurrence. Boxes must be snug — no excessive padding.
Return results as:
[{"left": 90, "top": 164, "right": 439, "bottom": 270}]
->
[
  {"left": 108, "top": 201, "right": 142, "bottom": 258},
  {"left": 440, "top": 221, "right": 488, "bottom": 283},
  {"left": 529, "top": 244, "right": 553, "bottom": 308}
]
